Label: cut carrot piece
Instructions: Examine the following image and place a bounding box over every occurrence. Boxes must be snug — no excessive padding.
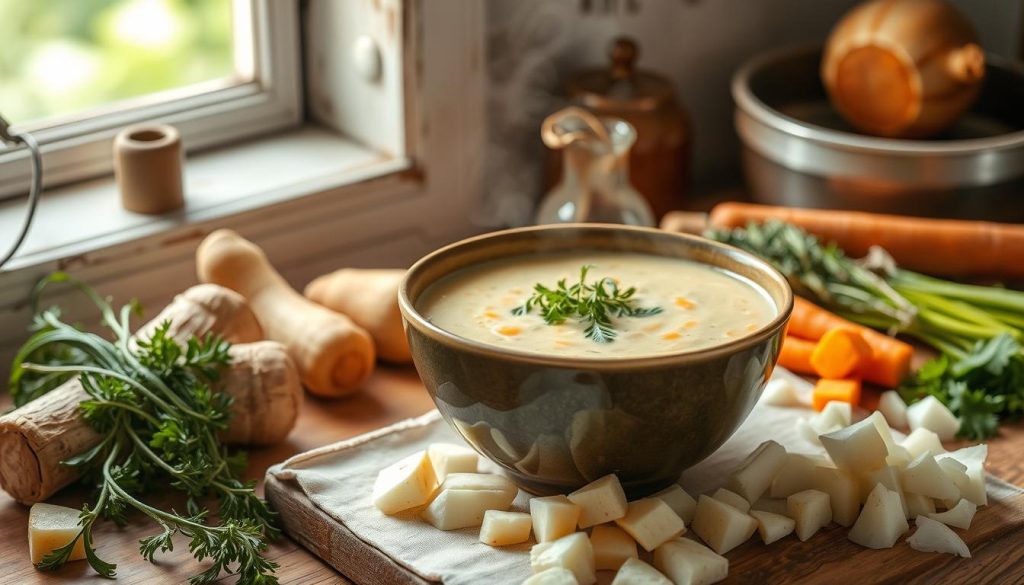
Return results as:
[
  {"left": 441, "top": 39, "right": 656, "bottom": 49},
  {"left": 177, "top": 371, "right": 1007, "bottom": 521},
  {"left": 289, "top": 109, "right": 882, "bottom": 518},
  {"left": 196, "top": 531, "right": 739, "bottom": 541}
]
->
[
  {"left": 810, "top": 328, "right": 872, "bottom": 379},
  {"left": 778, "top": 336, "right": 816, "bottom": 375},
  {"left": 788, "top": 297, "right": 913, "bottom": 388},
  {"left": 812, "top": 379, "right": 862, "bottom": 412}
]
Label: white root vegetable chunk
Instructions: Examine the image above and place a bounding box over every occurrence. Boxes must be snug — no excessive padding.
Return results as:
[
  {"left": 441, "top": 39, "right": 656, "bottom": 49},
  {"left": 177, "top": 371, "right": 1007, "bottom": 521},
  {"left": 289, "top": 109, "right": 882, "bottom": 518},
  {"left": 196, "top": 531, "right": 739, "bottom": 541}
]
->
[
  {"left": 423, "top": 488, "right": 516, "bottom": 530},
  {"left": 427, "top": 443, "right": 478, "bottom": 481},
  {"left": 611, "top": 558, "right": 672, "bottom": 585},
  {"left": 615, "top": 498, "right": 687, "bottom": 552},
  {"left": 848, "top": 484, "right": 909, "bottom": 549},
  {"left": 531, "top": 495, "right": 582, "bottom": 543},
  {"left": 817, "top": 401, "right": 852, "bottom": 430},
  {"left": 866, "top": 466, "right": 908, "bottom": 517},
  {"left": 819, "top": 416, "right": 888, "bottom": 474},
  {"left": 691, "top": 495, "right": 757, "bottom": 554},
  {"left": 530, "top": 532, "right": 596, "bottom": 585},
  {"left": 928, "top": 499, "right": 977, "bottom": 530},
  {"left": 938, "top": 444, "right": 988, "bottom": 506},
  {"left": 592, "top": 524, "right": 638, "bottom": 571},
  {"left": 907, "top": 396, "right": 960, "bottom": 441},
  {"left": 653, "top": 538, "right": 729, "bottom": 585},
  {"left": 567, "top": 473, "right": 628, "bottom": 528},
  {"left": 749, "top": 510, "right": 795, "bottom": 544},
  {"left": 761, "top": 378, "right": 804, "bottom": 407},
  {"left": 901, "top": 428, "right": 946, "bottom": 459},
  {"left": 28, "top": 503, "right": 87, "bottom": 565},
  {"left": 902, "top": 453, "right": 959, "bottom": 501},
  {"left": 725, "top": 440, "right": 787, "bottom": 503},
  {"left": 937, "top": 458, "right": 971, "bottom": 497},
  {"left": 810, "top": 466, "right": 859, "bottom": 527},
  {"left": 866, "top": 411, "right": 899, "bottom": 455},
  {"left": 479, "top": 510, "right": 532, "bottom": 546},
  {"left": 878, "top": 391, "right": 909, "bottom": 429},
  {"left": 908, "top": 516, "right": 971, "bottom": 558},
  {"left": 905, "top": 493, "right": 937, "bottom": 519},
  {"left": 438, "top": 473, "right": 518, "bottom": 499},
  {"left": 787, "top": 489, "right": 832, "bottom": 541},
  {"left": 522, "top": 567, "right": 577, "bottom": 585},
  {"left": 372, "top": 451, "right": 438, "bottom": 514},
  {"left": 711, "top": 488, "right": 751, "bottom": 513},
  {"left": 771, "top": 453, "right": 823, "bottom": 499},
  {"left": 652, "top": 484, "right": 697, "bottom": 523},
  {"left": 751, "top": 497, "right": 789, "bottom": 516},
  {"left": 797, "top": 417, "right": 829, "bottom": 447}
]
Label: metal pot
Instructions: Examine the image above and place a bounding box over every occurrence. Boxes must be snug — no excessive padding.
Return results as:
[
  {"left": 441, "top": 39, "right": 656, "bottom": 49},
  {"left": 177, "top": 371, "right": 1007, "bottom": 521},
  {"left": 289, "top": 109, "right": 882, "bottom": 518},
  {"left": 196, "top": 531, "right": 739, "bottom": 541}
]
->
[{"left": 732, "top": 45, "right": 1024, "bottom": 221}]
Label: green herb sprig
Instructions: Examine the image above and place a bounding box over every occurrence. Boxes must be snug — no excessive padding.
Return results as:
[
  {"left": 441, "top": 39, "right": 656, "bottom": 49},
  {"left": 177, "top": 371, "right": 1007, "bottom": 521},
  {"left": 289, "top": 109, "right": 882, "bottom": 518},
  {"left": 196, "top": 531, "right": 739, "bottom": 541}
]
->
[
  {"left": 11, "top": 273, "right": 279, "bottom": 584},
  {"left": 512, "top": 265, "right": 663, "bottom": 343}
]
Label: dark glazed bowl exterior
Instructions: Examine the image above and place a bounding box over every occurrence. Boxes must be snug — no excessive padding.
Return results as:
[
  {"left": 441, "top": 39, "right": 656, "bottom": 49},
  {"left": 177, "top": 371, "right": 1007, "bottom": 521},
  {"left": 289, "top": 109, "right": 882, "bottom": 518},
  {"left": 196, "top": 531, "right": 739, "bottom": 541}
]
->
[{"left": 398, "top": 224, "right": 793, "bottom": 497}]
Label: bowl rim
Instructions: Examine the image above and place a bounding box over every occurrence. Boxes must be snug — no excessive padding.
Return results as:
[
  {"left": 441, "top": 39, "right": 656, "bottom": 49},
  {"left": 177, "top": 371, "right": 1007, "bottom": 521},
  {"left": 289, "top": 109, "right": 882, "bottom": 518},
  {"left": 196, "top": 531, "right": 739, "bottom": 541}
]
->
[
  {"left": 398, "top": 223, "right": 794, "bottom": 370},
  {"left": 732, "top": 43, "right": 1024, "bottom": 155}
]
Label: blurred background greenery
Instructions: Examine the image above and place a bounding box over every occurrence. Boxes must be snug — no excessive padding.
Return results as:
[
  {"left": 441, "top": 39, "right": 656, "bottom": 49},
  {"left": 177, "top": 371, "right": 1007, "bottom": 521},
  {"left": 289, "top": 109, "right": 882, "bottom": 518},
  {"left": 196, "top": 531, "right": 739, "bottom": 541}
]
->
[{"left": 0, "top": 0, "right": 235, "bottom": 125}]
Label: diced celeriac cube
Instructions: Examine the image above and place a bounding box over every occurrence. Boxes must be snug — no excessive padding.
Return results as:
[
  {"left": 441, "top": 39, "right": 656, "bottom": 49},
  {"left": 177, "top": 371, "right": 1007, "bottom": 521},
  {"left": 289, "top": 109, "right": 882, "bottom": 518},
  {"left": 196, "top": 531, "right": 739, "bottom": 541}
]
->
[
  {"left": 28, "top": 503, "right": 87, "bottom": 565},
  {"left": 907, "top": 516, "right": 971, "bottom": 558},
  {"left": 866, "top": 411, "right": 898, "bottom": 455},
  {"left": 567, "top": 474, "right": 628, "bottom": 528},
  {"left": 937, "top": 458, "right": 971, "bottom": 497},
  {"left": 711, "top": 488, "right": 751, "bottom": 513},
  {"left": 591, "top": 524, "right": 639, "bottom": 571},
  {"left": 907, "top": 396, "right": 960, "bottom": 441},
  {"left": 750, "top": 497, "right": 789, "bottom": 516},
  {"left": 810, "top": 466, "right": 859, "bottom": 527},
  {"left": 905, "top": 492, "right": 936, "bottom": 519},
  {"left": 817, "top": 401, "right": 852, "bottom": 430},
  {"left": 652, "top": 484, "right": 697, "bottom": 523},
  {"left": 615, "top": 498, "right": 687, "bottom": 552},
  {"left": 848, "top": 484, "right": 908, "bottom": 549},
  {"left": 427, "top": 443, "right": 478, "bottom": 481},
  {"left": 927, "top": 498, "right": 977, "bottom": 530},
  {"left": 611, "top": 558, "right": 672, "bottom": 585},
  {"left": 530, "top": 532, "right": 596, "bottom": 585},
  {"left": 724, "top": 440, "right": 787, "bottom": 503},
  {"left": 761, "top": 378, "right": 804, "bottom": 407},
  {"left": 901, "top": 428, "right": 946, "bottom": 459},
  {"left": 422, "top": 488, "right": 516, "bottom": 530},
  {"left": 439, "top": 473, "right": 518, "bottom": 498},
  {"left": 748, "top": 510, "right": 795, "bottom": 544},
  {"left": 787, "top": 489, "right": 832, "bottom": 541},
  {"left": 797, "top": 417, "right": 835, "bottom": 447},
  {"left": 819, "top": 416, "right": 888, "bottom": 473},
  {"left": 866, "top": 466, "right": 908, "bottom": 517},
  {"left": 690, "top": 495, "right": 757, "bottom": 554},
  {"left": 531, "top": 495, "right": 581, "bottom": 543},
  {"left": 653, "top": 538, "right": 729, "bottom": 585},
  {"left": 878, "top": 391, "right": 909, "bottom": 429},
  {"left": 938, "top": 444, "right": 987, "bottom": 506},
  {"left": 479, "top": 510, "right": 532, "bottom": 546},
  {"left": 770, "top": 453, "right": 821, "bottom": 499},
  {"left": 522, "top": 567, "right": 578, "bottom": 585},
  {"left": 372, "top": 450, "right": 439, "bottom": 514},
  {"left": 902, "top": 453, "right": 959, "bottom": 501}
]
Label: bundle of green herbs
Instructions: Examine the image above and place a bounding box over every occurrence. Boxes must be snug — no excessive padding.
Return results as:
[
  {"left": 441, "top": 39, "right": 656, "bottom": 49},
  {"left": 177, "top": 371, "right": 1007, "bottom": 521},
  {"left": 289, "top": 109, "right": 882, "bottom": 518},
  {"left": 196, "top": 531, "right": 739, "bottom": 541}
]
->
[
  {"left": 708, "top": 220, "right": 1024, "bottom": 439},
  {"left": 8, "top": 274, "right": 279, "bottom": 584}
]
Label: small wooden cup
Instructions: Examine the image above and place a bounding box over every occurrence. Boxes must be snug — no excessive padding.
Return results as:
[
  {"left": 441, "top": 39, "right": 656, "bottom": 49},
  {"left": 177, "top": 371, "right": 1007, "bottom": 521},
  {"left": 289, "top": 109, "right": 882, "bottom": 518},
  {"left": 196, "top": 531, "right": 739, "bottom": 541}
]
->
[{"left": 114, "top": 124, "right": 185, "bottom": 214}]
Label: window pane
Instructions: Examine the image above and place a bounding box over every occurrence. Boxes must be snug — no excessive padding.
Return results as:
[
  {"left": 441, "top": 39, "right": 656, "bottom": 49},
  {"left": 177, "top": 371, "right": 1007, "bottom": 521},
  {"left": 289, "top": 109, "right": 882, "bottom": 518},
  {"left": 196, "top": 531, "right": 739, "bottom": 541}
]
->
[{"left": 0, "top": 0, "right": 237, "bottom": 126}]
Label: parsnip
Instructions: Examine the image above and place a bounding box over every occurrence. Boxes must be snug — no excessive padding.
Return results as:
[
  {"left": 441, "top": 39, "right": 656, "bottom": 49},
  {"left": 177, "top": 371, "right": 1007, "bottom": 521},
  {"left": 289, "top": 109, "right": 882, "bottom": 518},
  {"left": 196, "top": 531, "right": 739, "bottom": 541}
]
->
[
  {"left": 305, "top": 268, "right": 411, "bottom": 363},
  {"left": 197, "top": 229, "right": 376, "bottom": 396}
]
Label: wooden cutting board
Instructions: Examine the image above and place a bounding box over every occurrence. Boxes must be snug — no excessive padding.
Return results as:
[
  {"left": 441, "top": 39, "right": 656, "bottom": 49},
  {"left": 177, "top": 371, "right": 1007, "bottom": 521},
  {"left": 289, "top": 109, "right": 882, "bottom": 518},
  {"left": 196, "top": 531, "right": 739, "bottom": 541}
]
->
[{"left": 265, "top": 471, "right": 1024, "bottom": 585}]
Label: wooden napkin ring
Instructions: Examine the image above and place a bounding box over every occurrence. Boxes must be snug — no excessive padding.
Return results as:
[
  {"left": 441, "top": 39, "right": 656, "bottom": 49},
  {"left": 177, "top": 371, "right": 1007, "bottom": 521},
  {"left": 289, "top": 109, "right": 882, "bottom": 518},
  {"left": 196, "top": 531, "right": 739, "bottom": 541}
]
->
[{"left": 114, "top": 124, "right": 185, "bottom": 214}]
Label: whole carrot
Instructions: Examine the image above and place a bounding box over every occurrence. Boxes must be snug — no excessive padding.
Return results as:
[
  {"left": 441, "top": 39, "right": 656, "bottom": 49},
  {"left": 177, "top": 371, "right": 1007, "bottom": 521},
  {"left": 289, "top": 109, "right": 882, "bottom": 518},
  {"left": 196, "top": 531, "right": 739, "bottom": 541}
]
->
[
  {"left": 705, "top": 202, "right": 1024, "bottom": 279},
  {"left": 778, "top": 336, "right": 816, "bottom": 375},
  {"left": 790, "top": 297, "right": 912, "bottom": 388}
]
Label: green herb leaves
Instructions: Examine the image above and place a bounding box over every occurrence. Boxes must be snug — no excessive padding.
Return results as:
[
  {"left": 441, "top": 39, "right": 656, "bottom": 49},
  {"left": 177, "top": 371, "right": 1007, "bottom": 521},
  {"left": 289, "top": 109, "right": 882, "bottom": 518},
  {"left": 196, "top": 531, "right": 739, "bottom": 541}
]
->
[
  {"left": 512, "top": 265, "right": 662, "bottom": 343},
  {"left": 12, "top": 273, "right": 279, "bottom": 583}
]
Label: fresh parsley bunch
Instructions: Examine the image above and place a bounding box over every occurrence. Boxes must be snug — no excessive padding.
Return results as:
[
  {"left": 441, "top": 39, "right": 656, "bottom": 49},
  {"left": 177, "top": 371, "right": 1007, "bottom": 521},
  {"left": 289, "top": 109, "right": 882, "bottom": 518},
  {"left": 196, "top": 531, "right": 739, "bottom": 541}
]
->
[
  {"left": 10, "top": 273, "right": 279, "bottom": 584},
  {"left": 512, "top": 264, "right": 662, "bottom": 343}
]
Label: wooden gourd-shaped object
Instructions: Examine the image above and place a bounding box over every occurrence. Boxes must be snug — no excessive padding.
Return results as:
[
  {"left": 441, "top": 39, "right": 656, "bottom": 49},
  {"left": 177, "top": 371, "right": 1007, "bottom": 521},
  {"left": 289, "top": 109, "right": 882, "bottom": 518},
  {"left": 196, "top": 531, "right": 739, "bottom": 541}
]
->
[{"left": 821, "top": 0, "right": 985, "bottom": 138}]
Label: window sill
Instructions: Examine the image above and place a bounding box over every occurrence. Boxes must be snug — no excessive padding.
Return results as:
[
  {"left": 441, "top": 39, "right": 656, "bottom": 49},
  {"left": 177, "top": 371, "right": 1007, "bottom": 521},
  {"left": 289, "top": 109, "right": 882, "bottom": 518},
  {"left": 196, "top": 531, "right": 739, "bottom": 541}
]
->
[{"left": 0, "top": 124, "right": 409, "bottom": 273}]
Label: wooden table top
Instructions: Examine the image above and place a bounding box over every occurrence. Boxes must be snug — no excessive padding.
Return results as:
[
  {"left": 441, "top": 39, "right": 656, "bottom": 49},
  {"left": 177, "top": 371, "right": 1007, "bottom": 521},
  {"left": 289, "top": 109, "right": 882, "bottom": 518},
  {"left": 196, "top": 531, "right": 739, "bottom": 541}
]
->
[{"left": 1, "top": 365, "right": 1022, "bottom": 584}]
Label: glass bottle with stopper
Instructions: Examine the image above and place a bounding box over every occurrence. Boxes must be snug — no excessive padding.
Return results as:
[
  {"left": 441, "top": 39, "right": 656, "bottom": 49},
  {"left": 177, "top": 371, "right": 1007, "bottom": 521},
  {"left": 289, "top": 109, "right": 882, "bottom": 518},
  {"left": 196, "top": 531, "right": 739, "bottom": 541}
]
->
[{"left": 535, "top": 106, "right": 654, "bottom": 226}]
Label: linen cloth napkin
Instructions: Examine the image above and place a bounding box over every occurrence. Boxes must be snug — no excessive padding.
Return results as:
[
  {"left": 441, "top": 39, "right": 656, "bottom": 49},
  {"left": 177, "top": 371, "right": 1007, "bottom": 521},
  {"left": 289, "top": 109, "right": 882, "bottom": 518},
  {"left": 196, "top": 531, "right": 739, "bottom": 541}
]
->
[{"left": 268, "top": 369, "right": 1019, "bottom": 584}]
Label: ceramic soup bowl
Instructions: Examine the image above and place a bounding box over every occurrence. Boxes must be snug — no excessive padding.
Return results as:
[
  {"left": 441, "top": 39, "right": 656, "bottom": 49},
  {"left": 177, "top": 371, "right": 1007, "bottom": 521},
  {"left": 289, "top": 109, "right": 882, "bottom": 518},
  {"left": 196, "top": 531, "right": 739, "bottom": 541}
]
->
[{"left": 398, "top": 224, "right": 793, "bottom": 496}]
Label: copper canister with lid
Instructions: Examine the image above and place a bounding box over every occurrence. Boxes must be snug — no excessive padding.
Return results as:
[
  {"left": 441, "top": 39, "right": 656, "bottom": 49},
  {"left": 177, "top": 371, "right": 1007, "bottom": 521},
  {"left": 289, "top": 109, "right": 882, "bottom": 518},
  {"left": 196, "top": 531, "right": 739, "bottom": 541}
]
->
[{"left": 552, "top": 37, "right": 693, "bottom": 219}]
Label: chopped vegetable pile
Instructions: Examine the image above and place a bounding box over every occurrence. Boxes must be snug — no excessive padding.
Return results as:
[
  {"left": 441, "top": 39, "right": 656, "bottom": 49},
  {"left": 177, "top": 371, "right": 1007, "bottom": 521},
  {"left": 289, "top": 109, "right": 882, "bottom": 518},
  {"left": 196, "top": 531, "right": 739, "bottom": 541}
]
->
[{"left": 709, "top": 221, "right": 1024, "bottom": 439}]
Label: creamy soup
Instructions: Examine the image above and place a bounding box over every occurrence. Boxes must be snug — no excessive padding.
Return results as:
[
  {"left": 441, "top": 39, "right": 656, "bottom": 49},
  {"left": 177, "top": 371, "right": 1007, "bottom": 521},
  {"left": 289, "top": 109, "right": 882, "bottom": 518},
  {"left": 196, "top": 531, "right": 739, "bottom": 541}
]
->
[{"left": 417, "top": 251, "right": 776, "bottom": 357}]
